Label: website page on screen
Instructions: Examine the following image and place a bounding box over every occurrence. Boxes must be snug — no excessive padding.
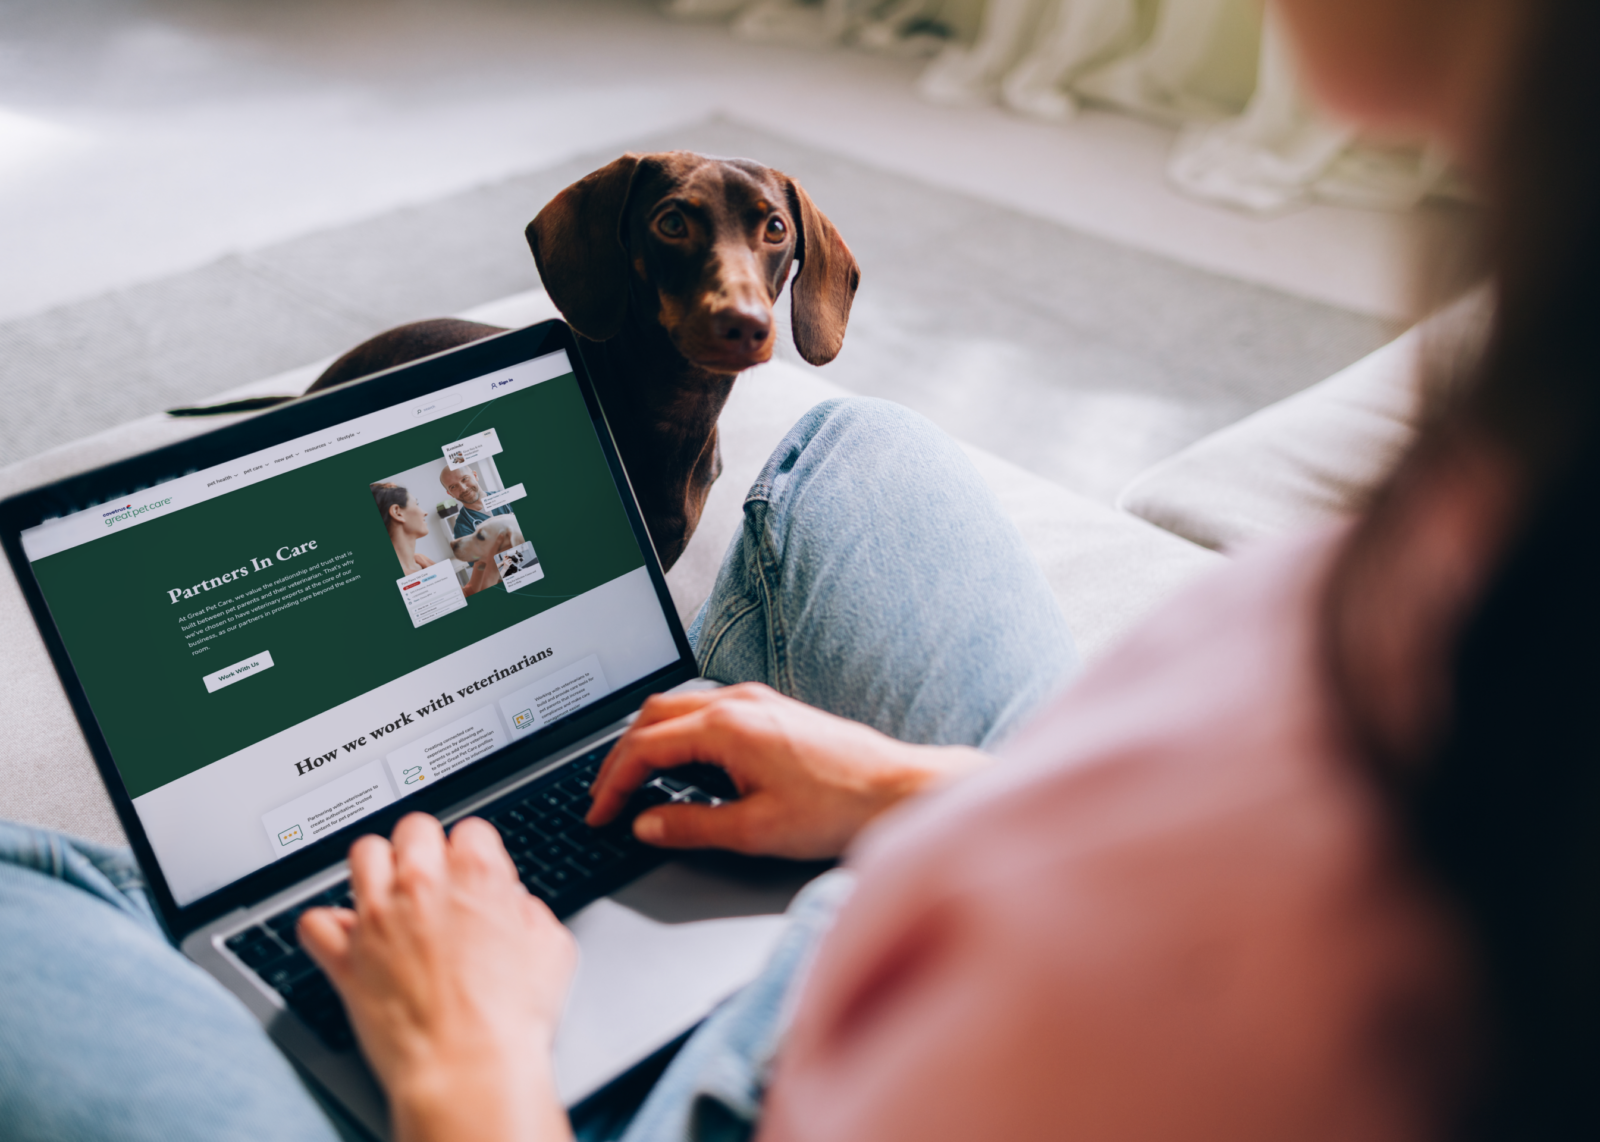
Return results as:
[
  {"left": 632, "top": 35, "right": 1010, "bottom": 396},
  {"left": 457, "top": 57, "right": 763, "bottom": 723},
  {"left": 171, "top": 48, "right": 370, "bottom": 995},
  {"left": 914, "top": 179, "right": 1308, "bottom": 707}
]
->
[{"left": 22, "top": 350, "right": 679, "bottom": 906}]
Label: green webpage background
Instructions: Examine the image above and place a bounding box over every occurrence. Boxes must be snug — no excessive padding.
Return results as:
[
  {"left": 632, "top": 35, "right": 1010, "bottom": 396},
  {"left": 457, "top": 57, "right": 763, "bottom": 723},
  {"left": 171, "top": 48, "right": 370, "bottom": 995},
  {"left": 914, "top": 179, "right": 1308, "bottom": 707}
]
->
[{"left": 31, "top": 375, "right": 648, "bottom": 799}]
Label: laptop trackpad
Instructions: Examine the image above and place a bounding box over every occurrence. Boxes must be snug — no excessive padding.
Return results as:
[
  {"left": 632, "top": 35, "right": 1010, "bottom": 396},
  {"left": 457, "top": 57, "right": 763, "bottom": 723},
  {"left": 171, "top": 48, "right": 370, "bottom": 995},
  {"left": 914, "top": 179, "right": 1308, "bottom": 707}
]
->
[{"left": 552, "top": 857, "right": 824, "bottom": 1106}]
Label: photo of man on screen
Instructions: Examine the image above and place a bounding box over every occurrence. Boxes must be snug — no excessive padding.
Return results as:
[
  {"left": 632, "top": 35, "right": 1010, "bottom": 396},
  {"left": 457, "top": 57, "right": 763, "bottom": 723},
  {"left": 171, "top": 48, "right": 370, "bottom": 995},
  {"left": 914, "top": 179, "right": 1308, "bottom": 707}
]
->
[{"left": 440, "top": 463, "right": 513, "bottom": 597}]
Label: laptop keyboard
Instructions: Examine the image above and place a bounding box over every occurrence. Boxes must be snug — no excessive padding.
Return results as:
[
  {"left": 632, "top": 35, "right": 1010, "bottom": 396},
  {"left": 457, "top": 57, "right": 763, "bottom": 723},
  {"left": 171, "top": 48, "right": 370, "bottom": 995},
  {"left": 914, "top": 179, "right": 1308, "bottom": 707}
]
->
[{"left": 222, "top": 742, "right": 729, "bottom": 1052}]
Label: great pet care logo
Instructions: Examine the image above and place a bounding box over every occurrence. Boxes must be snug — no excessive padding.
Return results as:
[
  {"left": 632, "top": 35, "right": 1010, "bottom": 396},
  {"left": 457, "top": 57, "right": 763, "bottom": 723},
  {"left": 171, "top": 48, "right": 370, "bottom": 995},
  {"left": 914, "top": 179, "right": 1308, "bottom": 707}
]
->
[{"left": 101, "top": 496, "right": 174, "bottom": 529}]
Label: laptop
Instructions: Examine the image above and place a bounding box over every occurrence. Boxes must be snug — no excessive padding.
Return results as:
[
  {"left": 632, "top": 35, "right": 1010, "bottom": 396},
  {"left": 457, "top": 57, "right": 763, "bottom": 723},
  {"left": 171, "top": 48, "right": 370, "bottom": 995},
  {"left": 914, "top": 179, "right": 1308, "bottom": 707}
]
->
[{"left": 0, "top": 320, "right": 798, "bottom": 1136}]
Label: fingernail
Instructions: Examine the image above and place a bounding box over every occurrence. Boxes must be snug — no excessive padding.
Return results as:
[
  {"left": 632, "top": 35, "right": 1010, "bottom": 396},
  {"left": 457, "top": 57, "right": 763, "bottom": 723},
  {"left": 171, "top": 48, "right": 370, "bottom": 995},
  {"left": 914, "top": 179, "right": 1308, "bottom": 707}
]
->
[{"left": 634, "top": 814, "right": 663, "bottom": 842}]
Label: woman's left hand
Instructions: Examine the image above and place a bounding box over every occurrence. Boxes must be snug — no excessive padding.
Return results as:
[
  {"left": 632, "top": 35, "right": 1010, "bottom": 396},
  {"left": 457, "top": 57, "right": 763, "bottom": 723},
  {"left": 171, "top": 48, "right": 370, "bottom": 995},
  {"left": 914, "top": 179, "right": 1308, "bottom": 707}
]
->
[{"left": 300, "top": 813, "right": 576, "bottom": 1142}]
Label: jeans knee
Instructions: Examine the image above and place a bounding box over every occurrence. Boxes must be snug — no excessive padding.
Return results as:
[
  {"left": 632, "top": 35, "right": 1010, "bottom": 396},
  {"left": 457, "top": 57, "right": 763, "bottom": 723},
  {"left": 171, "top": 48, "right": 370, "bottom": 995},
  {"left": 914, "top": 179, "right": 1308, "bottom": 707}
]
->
[
  {"left": 757, "top": 397, "right": 959, "bottom": 500},
  {"left": 800, "top": 396, "right": 944, "bottom": 454}
]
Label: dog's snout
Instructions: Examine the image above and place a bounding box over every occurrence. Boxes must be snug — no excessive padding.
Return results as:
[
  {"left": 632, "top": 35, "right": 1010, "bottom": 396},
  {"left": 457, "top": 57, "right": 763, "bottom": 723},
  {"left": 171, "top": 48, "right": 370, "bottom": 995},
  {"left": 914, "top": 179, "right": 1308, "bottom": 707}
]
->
[{"left": 711, "top": 304, "right": 770, "bottom": 350}]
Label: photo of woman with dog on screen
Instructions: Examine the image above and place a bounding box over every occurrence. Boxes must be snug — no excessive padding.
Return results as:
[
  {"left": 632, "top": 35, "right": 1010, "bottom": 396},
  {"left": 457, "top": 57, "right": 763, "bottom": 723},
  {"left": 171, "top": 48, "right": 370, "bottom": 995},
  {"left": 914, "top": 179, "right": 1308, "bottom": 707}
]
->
[{"left": 371, "top": 435, "right": 542, "bottom": 609}]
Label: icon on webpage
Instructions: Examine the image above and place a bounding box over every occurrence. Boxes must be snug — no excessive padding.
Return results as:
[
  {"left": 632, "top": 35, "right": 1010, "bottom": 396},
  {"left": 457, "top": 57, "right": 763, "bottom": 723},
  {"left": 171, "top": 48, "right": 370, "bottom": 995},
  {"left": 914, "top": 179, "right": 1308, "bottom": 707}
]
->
[
  {"left": 402, "top": 766, "right": 425, "bottom": 786},
  {"left": 278, "top": 824, "right": 303, "bottom": 846},
  {"left": 513, "top": 709, "right": 536, "bottom": 730}
]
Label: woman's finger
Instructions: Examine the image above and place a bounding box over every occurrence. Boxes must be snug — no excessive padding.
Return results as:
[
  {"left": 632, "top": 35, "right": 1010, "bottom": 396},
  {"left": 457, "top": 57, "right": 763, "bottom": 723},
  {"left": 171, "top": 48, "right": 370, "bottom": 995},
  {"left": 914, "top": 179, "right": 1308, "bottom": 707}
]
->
[
  {"left": 389, "top": 813, "right": 449, "bottom": 893},
  {"left": 587, "top": 707, "right": 745, "bottom": 825},
  {"left": 632, "top": 801, "right": 762, "bottom": 853},
  {"left": 590, "top": 690, "right": 723, "bottom": 794},
  {"left": 298, "top": 907, "right": 356, "bottom": 983},
  {"left": 449, "top": 816, "right": 517, "bottom": 883},
  {"left": 347, "top": 832, "right": 396, "bottom": 912}
]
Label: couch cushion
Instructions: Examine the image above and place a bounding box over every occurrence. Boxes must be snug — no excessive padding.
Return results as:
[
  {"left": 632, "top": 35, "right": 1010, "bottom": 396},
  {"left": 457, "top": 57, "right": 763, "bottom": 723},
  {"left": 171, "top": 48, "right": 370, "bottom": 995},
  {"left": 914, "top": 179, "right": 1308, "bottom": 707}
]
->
[
  {"left": 0, "top": 295, "right": 1218, "bottom": 847},
  {"left": 1115, "top": 291, "right": 1490, "bottom": 552},
  {"left": 1116, "top": 328, "right": 1422, "bottom": 552}
]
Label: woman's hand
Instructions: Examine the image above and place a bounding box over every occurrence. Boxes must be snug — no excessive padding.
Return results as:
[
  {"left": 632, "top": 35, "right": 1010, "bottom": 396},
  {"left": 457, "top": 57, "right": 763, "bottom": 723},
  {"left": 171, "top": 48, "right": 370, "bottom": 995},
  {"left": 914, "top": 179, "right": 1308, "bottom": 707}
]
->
[
  {"left": 299, "top": 814, "right": 576, "bottom": 1142},
  {"left": 587, "top": 683, "right": 991, "bottom": 860}
]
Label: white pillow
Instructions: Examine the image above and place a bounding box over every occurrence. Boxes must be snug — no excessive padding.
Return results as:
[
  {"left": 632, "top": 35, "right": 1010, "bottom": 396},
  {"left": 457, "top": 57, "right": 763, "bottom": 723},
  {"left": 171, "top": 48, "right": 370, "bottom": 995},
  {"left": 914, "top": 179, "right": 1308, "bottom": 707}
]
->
[{"left": 1117, "top": 292, "right": 1489, "bottom": 552}]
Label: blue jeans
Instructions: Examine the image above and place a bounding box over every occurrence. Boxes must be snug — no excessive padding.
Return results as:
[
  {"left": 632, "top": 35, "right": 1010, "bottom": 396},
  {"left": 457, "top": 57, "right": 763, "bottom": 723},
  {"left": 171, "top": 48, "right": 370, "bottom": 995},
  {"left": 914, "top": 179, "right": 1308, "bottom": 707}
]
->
[{"left": 0, "top": 398, "right": 1075, "bottom": 1141}]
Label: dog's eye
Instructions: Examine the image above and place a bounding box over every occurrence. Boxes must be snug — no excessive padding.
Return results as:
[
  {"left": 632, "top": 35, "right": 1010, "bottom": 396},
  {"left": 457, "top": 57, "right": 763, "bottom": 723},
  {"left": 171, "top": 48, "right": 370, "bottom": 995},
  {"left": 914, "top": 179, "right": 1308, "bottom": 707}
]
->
[
  {"left": 765, "top": 216, "right": 787, "bottom": 242},
  {"left": 657, "top": 212, "right": 687, "bottom": 238}
]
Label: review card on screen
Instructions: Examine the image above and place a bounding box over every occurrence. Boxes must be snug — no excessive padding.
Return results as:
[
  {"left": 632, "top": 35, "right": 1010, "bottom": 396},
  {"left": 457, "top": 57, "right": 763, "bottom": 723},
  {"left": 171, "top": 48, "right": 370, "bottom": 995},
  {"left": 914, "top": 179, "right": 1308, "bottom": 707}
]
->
[{"left": 441, "top": 429, "right": 503, "bottom": 468}]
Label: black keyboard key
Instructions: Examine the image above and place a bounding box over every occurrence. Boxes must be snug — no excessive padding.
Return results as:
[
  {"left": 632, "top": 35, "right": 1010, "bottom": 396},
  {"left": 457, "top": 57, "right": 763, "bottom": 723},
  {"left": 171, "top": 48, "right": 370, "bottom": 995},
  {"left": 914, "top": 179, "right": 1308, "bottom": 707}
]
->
[
  {"left": 262, "top": 951, "right": 318, "bottom": 994},
  {"left": 521, "top": 810, "right": 559, "bottom": 835},
  {"left": 309, "top": 1014, "right": 356, "bottom": 1052},
  {"left": 596, "top": 824, "right": 643, "bottom": 853},
  {"left": 286, "top": 987, "right": 356, "bottom": 1051},
  {"left": 631, "top": 781, "right": 677, "bottom": 810},
  {"left": 537, "top": 864, "right": 580, "bottom": 892},
  {"left": 557, "top": 776, "right": 592, "bottom": 799},
  {"left": 554, "top": 804, "right": 591, "bottom": 826},
  {"left": 565, "top": 845, "right": 610, "bottom": 869},
  {"left": 282, "top": 972, "right": 334, "bottom": 1012},
  {"left": 533, "top": 841, "right": 569, "bottom": 866},
  {"left": 236, "top": 884, "right": 362, "bottom": 1053},
  {"left": 555, "top": 829, "right": 591, "bottom": 854},
  {"left": 225, "top": 927, "right": 287, "bottom": 970}
]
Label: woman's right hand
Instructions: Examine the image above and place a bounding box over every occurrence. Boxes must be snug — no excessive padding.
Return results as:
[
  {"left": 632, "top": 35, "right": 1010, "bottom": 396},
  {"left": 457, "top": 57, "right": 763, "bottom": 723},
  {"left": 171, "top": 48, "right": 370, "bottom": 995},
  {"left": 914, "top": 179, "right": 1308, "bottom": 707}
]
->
[{"left": 586, "top": 683, "right": 990, "bottom": 860}]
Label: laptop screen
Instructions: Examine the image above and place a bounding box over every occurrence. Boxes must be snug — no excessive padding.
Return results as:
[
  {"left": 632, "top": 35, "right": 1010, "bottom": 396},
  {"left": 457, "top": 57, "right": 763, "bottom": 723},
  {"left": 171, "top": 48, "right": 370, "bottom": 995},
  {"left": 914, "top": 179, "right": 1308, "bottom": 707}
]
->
[{"left": 19, "top": 348, "right": 680, "bottom": 906}]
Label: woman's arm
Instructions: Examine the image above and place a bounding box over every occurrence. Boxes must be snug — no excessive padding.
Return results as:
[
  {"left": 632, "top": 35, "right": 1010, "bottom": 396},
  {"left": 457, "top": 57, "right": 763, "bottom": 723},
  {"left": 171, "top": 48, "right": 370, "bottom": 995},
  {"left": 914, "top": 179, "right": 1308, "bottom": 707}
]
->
[
  {"left": 586, "top": 683, "right": 992, "bottom": 860},
  {"left": 299, "top": 814, "right": 576, "bottom": 1142}
]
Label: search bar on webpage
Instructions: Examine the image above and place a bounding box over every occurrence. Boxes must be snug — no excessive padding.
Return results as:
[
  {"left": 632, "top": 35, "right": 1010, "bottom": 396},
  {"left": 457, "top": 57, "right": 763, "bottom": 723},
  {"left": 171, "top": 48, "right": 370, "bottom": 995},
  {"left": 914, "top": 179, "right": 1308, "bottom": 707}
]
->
[{"left": 412, "top": 394, "right": 462, "bottom": 419}]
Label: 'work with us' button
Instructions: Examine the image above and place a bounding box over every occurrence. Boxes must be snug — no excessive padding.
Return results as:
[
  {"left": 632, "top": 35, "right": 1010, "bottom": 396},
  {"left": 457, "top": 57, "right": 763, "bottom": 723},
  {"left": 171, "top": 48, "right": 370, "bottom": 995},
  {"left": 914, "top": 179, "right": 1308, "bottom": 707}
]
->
[{"left": 203, "top": 651, "right": 275, "bottom": 694}]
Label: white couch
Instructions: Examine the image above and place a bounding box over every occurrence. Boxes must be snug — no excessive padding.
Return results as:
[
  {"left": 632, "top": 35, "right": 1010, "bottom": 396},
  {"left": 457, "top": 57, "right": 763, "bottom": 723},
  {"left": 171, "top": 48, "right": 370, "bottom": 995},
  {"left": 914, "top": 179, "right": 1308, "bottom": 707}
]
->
[{"left": 0, "top": 289, "right": 1426, "bottom": 848}]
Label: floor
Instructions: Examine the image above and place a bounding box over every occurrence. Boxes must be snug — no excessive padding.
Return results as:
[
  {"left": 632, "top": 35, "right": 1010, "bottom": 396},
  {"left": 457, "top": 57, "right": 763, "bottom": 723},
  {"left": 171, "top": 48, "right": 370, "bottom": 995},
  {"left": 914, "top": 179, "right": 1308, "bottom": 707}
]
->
[
  {"left": 0, "top": 0, "right": 1426, "bottom": 322},
  {"left": 0, "top": 0, "right": 1431, "bottom": 494}
]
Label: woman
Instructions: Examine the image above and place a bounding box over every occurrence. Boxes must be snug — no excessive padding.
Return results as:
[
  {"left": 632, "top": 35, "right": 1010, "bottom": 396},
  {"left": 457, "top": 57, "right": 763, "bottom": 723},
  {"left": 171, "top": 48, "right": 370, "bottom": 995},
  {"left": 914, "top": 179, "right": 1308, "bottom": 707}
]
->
[
  {"left": 299, "top": 0, "right": 1599, "bottom": 1139},
  {"left": 371, "top": 481, "right": 436, "bottom": 575},
  {"left": 1, "top": 1, "right": 1594, "bottom": 1140}
]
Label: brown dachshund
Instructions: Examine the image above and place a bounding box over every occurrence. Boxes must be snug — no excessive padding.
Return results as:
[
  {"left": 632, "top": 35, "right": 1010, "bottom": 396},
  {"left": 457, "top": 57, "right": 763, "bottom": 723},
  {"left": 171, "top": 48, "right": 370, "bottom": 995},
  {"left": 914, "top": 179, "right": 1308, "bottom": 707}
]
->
[{"left": 304, "top": 151, "right": 860, "bottom": 571}]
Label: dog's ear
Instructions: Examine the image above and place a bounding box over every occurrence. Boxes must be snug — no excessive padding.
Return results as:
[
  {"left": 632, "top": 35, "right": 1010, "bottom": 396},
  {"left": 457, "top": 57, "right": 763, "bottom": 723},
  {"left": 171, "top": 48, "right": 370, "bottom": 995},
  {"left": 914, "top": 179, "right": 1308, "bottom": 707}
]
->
[
  {"left": 782, "top": 173, "right": 860, "bottom": 366},
  {"left": 526, "top": 154, "right": 641, "bottom": 341}
]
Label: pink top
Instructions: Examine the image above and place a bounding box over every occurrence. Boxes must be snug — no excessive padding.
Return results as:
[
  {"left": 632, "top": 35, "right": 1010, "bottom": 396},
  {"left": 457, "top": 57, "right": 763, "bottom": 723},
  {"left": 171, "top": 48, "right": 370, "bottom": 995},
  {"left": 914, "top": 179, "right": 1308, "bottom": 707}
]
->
[{"left": 761, "top": 533, "right": 1468, "bottom": 1142}]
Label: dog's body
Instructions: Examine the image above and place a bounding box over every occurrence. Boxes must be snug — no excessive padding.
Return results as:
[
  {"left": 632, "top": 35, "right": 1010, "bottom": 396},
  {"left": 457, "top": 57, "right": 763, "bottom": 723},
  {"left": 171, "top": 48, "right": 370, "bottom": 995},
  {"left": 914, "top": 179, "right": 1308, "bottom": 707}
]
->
[
  {"left": 305, "top": 152, "right": 858, "bottom": 571},
  {"left": 451, "top": 516, "right": 525, "bottom": 566}
]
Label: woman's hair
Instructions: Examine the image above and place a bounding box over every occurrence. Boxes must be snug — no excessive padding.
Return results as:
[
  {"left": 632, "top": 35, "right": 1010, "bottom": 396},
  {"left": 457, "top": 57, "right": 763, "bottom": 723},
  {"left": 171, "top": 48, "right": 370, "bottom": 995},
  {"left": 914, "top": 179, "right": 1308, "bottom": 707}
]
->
[
  {"left": 370, "top": 482, "right": 410, "bottom": 531},
  {"left": 1328, "top": 2, "right": 1600, "bottom": 1137}
]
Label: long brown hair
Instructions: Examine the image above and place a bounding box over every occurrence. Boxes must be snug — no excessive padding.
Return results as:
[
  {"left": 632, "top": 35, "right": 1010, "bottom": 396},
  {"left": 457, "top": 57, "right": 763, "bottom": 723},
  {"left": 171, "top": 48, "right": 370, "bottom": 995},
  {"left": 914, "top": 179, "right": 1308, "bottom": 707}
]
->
[{"left": 1325, "top": 2, "right": 1600, "bottom": 1136}]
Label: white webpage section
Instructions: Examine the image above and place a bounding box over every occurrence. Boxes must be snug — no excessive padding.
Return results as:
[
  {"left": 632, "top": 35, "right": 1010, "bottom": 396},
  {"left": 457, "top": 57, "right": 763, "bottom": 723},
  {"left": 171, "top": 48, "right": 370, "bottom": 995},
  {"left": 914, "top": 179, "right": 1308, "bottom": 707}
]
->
[
  {"left": 133, "top": 567, "right": 677, "bottom": 907},
  {"left": 500, "top": 654, "right": 610, "bottom": 738},
  {"left": 20, "top": 349, "right": 573, "bottom": 560}
]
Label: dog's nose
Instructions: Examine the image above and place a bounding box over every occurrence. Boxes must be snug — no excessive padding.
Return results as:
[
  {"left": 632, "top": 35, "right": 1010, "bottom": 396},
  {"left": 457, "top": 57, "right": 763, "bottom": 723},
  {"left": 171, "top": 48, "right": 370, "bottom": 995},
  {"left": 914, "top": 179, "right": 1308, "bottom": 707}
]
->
[{"left": 711, "top": 305, "right": 770, "bottom": 353}]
